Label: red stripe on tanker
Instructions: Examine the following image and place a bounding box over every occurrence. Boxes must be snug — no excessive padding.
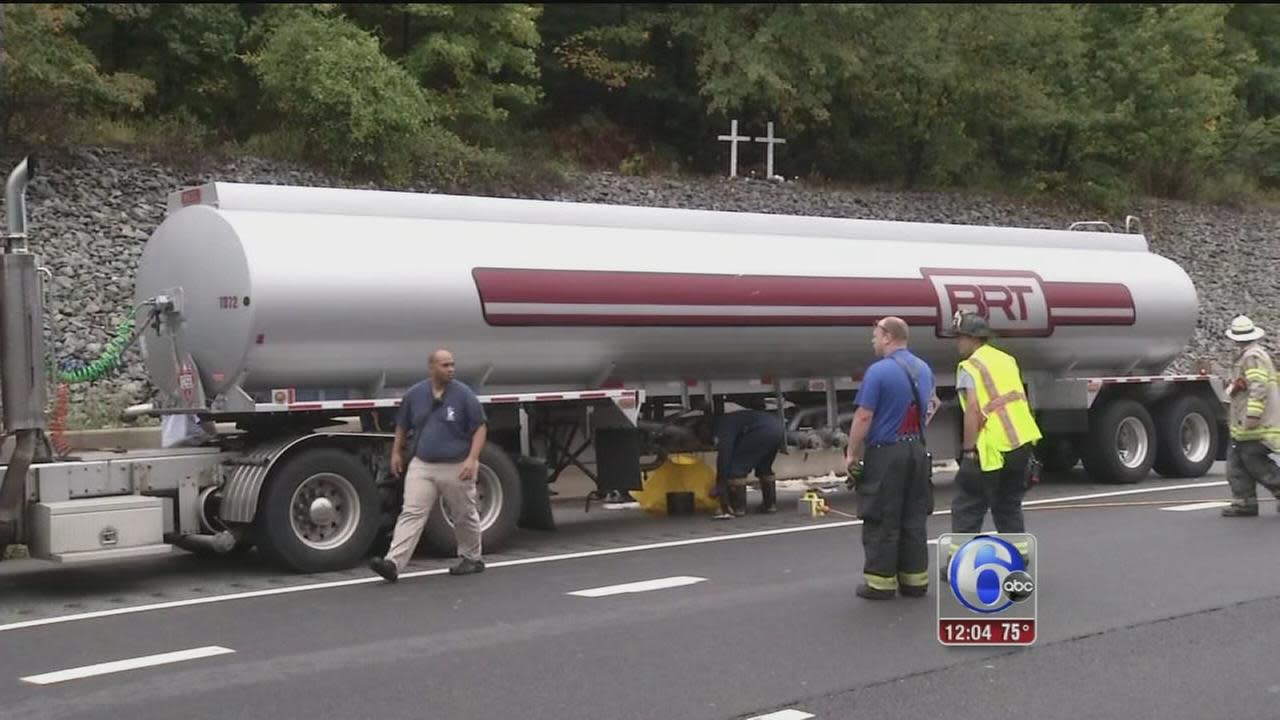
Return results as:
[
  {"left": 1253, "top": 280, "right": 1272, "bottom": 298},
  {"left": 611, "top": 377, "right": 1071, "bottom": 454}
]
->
[{"left": 473, "top": 267, "right": 1135, "bottom": 337}]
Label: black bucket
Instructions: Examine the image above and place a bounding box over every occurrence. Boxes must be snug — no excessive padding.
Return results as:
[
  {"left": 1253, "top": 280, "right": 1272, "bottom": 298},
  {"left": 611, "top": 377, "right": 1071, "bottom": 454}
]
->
[{"left": 666, "top": 491, "right": 695, "bottom": 516}]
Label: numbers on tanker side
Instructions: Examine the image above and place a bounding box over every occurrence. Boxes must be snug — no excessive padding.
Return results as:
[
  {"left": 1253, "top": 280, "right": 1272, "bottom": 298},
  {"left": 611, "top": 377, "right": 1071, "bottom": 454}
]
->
[{"left": 219, "top": 295, "right": 240, "bottom": 310}]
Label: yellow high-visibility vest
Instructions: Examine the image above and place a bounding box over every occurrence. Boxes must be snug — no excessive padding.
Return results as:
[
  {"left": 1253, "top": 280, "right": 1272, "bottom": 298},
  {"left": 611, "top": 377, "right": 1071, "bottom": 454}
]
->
[{"left": 957, "top": 344, "right": 1042, "bottom": 471}]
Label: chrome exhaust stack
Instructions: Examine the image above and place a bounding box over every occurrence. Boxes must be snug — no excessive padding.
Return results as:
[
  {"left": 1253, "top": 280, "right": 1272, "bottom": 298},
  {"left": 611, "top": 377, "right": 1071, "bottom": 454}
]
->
[{"left": 0, "top": 157, "right": 45, "bottom": 548}]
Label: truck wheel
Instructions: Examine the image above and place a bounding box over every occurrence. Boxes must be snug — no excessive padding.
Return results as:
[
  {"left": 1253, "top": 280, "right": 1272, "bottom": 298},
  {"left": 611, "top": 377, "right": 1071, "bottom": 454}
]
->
[
  {"left": 1082, "top": 399, "right": 1156, "bottom": 484},
  {"left": 1034, "top": 436, "right": 1080, "bottom": 475},
  {"left": 256, "top": 448, "right": 380, "bottom": 573},
  {"left": 421, "top": 443, "right": 522, "bottom": 557},
  {"left": 1152, "top": 394, "right": 1218, "bottom": 478}
]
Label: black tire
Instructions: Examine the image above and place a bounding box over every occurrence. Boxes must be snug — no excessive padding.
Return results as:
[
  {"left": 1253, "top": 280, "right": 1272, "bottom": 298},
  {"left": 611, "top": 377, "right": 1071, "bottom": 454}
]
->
[
  {"left": 420, "top": 443, "right": 523, "bottom": 557},
  {"left": 255, "top": 448, "right": 380, "bottom": 573},
  {"left": 1081, "top": 398, "right": 1157, "bottom": 484},
  {"left": 1034, "top": 435, "right": 1081, "bottom": 475},
  {"left": 1152, "top": 393, "right": 1219, "bottom": 478}
]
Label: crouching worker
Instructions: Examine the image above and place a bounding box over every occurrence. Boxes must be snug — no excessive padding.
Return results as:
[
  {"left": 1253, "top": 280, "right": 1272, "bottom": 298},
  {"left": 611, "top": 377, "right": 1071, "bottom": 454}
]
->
[{"left": 705, "top": 407, "right": 785, "bottom": 519}]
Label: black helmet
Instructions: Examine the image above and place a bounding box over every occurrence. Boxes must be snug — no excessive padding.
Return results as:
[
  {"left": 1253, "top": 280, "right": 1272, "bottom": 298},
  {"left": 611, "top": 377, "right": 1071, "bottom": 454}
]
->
[{"left": 951, "top": 311, "right": 994, "bottom": 338}]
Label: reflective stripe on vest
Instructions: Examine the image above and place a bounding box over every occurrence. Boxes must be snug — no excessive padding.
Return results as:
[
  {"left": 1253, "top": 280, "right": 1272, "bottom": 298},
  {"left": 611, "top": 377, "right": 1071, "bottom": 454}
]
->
[
  {"left": 969, "top": 356, "right": 1024, "bottom": 448},
  {"left": 959, "top": 345, "right": 1042, "bottom": 471}
]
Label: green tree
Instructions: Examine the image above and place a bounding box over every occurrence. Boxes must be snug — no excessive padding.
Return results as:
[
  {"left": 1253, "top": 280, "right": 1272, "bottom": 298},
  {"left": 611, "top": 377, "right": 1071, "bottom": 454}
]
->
[
  {"left": 76, "top": 4, "right": 247, "bottom": 131},
  {"left": 0, "top": 3, "right": 152, "bottom": 140},
  {"left": 343, "top": 4, "right": 542, "bottom": 143},
  {"left": 669, "top": 4, "right": 865, "bottom": 130},
  {"left": 246, "top": 9, "right": 442, "bottom": 179},
  {"left": 1224, "top": 3, "right": 1280, "bottom": 188},
  {"left": 401, "top": 4, "right": 541, "bottom": 140},
  {"left": 1077, "top": 4, "right": 1242, "bottom": 197}
]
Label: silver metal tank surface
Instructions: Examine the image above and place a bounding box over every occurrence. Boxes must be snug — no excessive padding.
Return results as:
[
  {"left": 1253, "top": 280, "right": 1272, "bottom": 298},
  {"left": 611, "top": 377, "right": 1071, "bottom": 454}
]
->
[{"left": 135, "top": 186, "right": 1197, "bottom": 401}]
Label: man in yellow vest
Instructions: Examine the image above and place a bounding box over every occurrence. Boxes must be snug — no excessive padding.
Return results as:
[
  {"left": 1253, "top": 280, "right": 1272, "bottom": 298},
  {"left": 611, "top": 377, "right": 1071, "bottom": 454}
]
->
[
  {"left": 949, "top": 312, "right": 1042, "bottom": 540},
  {"left": 1221, "top": 315, "right": 1280, "bottom": 516}
]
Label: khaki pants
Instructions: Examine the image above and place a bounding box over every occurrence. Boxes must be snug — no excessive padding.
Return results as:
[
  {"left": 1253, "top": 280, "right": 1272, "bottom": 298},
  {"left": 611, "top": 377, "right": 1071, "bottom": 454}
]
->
[{"left": 385, "top": 458, "right": 482, "bottom": 571}]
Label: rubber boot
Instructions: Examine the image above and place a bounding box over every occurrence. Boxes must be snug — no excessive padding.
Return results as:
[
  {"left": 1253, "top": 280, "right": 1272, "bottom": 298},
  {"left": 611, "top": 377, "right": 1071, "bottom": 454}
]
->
[
  {"left": 730, "top": 486, "right": 748, "bottom": 517},
  {"left": 757, "top": 478, "right": 777, "bottom": 514},
  {"left": 1222, "top": 503, "right": 1259, "bottom": 517}
]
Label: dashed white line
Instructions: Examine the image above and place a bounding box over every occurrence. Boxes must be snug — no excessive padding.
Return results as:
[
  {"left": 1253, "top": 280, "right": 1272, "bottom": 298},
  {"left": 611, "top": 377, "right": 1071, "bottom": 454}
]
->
[
  {"left": 1161, "top": 501, "right": 1232, "bottom": 512},
  {"left": 0, "top": 480, "right": 1227, "bottom": 634},
  {"left": 746, "top": 710, "right": 815, "bottom": 720},
  {"left": 568, "top": 576, "right": 706, "bottom": 598},
  {"left": 21, "top": 646, "right": 235, "bottom": 685}
]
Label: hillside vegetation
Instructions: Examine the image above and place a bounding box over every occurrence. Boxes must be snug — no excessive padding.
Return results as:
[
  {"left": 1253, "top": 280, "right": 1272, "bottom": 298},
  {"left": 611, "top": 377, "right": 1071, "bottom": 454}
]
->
[{"left": 2, "top": 4, "right": 1278, "bottom": 208}]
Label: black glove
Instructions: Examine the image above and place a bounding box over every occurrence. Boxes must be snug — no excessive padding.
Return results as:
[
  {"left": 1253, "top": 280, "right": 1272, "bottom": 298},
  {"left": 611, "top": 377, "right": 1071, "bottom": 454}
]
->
[
  {"left": 957, "top": 454, "right": 980, "bottom": 483},
  {"left": 846, "top": 460, "right": 865, "bottom": 490},
  {"left": 1024, "top": 457, "right": 1042, "bottom": 490}
]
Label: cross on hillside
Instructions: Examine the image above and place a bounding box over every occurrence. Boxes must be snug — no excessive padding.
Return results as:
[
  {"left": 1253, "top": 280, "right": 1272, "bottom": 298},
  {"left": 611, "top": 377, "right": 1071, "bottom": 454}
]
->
[
  {"left": 754, "top": 121, "right": 786, "bottom": 180},
  {"left": 717, "top": 120, "right": 750, "bottom": 178}
]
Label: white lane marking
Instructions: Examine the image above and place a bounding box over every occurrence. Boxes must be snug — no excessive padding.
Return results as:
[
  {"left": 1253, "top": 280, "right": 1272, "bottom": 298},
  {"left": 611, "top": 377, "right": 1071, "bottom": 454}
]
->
[
  {"left": 1022, "top": 480, "right": 1224, "bottom": 507},
  {"left": 746, "top": 710, "right": 816, "bottom": 720},
  {"left": 21, "top": 646, "right": 234, "bottom": 685},
  {"left": 1161, "top": 501, "right": 1232, "bottom": 512},
  {"left": 568, "top": 576, "right": 706, "bottom": 598},
  {"left": 0, "top": 480, "right": 1226, "bottom": 634}
]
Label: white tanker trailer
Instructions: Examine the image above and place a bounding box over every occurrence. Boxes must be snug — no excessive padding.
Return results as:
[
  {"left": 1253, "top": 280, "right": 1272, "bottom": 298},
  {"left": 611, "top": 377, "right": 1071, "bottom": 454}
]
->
[{"left": 0, "top": 157, "right": 1230, "bottom": 574}]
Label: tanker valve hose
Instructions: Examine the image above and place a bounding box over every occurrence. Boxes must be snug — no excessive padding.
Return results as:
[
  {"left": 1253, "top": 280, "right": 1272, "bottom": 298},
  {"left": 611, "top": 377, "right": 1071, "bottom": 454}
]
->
[{"left": 57, "top": 307, "right": 138, "bottom": 385}]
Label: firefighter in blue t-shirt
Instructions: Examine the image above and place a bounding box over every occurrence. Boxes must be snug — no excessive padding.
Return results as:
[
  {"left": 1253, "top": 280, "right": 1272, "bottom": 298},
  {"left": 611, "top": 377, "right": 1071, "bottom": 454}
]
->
[{"left": 845, "top": 317, "right": 936, "bottom": 601}]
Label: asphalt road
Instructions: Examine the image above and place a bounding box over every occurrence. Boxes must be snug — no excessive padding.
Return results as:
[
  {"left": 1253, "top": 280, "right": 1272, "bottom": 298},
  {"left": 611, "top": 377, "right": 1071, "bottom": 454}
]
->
[{"left": 1, "top": 465, "right": 1277, "bottom": 720}]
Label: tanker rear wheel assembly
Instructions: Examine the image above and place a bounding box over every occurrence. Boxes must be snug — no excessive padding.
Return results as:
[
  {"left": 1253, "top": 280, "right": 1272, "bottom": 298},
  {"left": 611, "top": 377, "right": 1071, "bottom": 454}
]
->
[
  {"left": 255, "top": 448, "right": 381, "bottom": 573},
  {"left": 1082, "top": 398, "right": 1156, "bottom": 484},
  {"left": 1151, "top": 394, "right": 1218, "bottom": 478},
  {"left": 419, "top": 443, "right": 523, "bottom": 557}
]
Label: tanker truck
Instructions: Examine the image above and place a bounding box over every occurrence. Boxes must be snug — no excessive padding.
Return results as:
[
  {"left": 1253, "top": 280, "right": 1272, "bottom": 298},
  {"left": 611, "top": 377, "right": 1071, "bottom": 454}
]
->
[{"left": 0, "top": 157, "right": 1229, "bottom": 574}]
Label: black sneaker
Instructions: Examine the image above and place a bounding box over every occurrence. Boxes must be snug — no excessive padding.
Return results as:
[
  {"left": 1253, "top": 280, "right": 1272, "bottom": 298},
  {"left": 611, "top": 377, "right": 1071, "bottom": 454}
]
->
[
  {"left": 1222, "top": 505, "right": 1259, "bottom": 517},
  {"left": 855, "top": 584, "right": 895, "bottom": 600},
  {"left": 449, "top": 558, "right": 486, "bottom": 576},
  {"left": 369, "top": 557, "right": 398, "bottom": 583}
]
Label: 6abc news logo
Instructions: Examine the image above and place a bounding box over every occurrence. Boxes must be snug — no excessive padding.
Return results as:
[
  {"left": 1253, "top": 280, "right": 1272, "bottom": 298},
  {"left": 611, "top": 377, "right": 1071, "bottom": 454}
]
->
[{"left": 940, "top": 534, "right": 1037, "bottom": 645}]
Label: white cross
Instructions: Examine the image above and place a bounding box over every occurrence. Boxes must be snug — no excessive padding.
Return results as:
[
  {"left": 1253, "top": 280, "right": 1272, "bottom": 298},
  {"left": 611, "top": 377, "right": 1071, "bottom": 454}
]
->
[
  {"left": 717, "top": 120, "right": 750, "bottom": 178},
  {"left": 754, "top": 121, "right": 786, "bottom": 180}
]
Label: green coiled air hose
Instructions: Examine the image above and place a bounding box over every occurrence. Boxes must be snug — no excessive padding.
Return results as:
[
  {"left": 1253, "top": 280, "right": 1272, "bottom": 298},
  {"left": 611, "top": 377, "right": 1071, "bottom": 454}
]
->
[{"left": 56, "top": 308, "right": 139, "bottom": 385}]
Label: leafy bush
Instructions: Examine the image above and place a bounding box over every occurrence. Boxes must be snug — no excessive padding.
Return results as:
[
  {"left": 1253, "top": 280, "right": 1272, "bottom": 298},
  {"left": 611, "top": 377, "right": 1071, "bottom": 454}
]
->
[
  {"left": 1, "top": 4, "right": 153, "bottom": 141},
  {"left": 247, "top": 10, "right": 445, "bottom": 181}
]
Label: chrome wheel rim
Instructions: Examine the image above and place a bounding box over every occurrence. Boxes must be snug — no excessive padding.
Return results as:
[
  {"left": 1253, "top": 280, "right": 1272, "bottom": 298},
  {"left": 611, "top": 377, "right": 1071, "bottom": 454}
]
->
[
  {"left": 1180, "top": 412, "right": 1212, "bottom": 464},
  {"left": 441, "top": 464, "right": 503, "bottom": 532},
  {"left": 289, "top": 472, "right": 361, "bottom": 550},
  {"left": 1116, "top": 417, "right": 1150, "bottom": 470}
]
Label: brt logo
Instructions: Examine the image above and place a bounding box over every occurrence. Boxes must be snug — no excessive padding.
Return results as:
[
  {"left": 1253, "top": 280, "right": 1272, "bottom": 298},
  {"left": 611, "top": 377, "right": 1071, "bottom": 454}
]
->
[
  {"left": 947, "top": 535, "right": 1035, "bottom": 614},
  {"left": 923, "top": 269, "right": 1051, "bottom": 337}
]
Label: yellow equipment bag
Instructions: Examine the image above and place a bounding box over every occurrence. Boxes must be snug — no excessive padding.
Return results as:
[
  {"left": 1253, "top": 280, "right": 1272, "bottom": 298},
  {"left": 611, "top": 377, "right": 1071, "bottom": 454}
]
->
[{"left": 630, "top": 454, "right": 721, "bottom": 515}]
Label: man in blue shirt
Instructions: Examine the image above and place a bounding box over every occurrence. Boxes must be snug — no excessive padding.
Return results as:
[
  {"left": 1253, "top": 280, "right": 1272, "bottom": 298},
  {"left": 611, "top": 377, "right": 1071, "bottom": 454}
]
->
[
  {"left": 710, "top": 407, "right": 785, "bottom": 518},
  {"left": 845, "top": 317, "right": 936, "bottom": 600},
  {"left": 370, "top": 349, "right": 488, "bottom": 582}
]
